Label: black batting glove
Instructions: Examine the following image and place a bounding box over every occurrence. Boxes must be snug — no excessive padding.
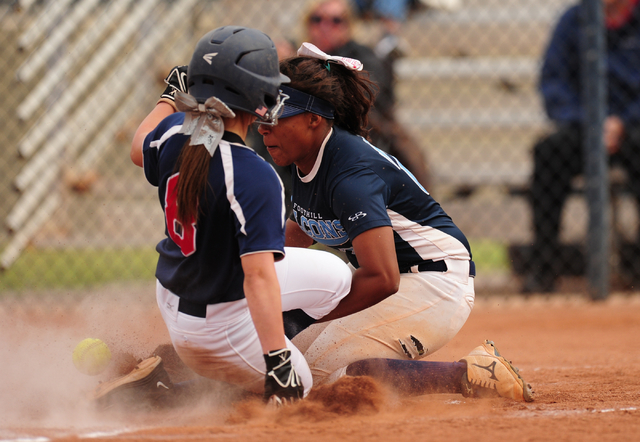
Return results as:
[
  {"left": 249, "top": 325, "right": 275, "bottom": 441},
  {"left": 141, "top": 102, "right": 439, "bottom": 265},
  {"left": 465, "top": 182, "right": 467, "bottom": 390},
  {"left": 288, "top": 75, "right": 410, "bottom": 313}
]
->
[
  {"left": 263, "top": 348, "right": 304, "bottom": 406},
  {"left": 157, "top": 65, "right": 188, "bottom": 110}
]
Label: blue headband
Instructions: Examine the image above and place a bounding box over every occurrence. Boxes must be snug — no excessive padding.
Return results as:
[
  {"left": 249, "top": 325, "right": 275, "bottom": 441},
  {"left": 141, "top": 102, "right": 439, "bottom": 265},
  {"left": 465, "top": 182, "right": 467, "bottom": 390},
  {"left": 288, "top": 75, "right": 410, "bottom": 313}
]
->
[{"left": 279, "top": 85, "right": 335, "bottom": 120}]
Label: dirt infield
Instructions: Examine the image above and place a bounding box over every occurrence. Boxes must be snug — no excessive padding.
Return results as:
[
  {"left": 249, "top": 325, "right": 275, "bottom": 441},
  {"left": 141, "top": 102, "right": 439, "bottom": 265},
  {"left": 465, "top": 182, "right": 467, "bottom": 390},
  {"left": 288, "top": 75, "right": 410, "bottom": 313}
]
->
[{"left": 1, "top": 284, "right": 639, "bottom": 441}]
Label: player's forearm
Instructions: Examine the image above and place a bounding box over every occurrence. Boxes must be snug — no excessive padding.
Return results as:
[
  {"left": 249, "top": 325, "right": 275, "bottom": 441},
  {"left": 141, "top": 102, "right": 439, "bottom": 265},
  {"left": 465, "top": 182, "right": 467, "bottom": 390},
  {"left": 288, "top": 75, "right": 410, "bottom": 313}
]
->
[
  {"left": 242, "top": 254, "right": 287, "bottom": 353},
  {"left": 318, "top": 267, "right": 398, "bottom": 322},
  {"left": 130, "top": 102, "right": 175, "bottom": 167},
  {"left": 318, "top": 226, "right": 399, "bottom": 321},
  {"left": 245, "top": 283, "right": 287, "bottom": 353},
  {"left": 285, "top": 219, "right": 314, "bottom": 248}
]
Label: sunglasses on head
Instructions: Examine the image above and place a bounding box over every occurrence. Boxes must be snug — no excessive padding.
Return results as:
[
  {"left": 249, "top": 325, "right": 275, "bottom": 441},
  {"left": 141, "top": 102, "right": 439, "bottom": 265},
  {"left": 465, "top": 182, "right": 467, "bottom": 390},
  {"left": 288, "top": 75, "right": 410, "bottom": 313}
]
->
[{"left": 309, "top": 14, "right": 346, "bottom": 25}]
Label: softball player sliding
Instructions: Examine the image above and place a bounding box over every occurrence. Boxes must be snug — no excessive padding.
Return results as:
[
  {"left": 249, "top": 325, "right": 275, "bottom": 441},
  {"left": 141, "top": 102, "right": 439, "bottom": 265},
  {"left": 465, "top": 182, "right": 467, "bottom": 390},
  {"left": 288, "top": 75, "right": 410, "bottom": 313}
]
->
[
  {"left": 257, "top": 43, "right": 533, "bottom": 402},
  {"left": 126, "top": 27, "right": 351, "bottom": 405}
]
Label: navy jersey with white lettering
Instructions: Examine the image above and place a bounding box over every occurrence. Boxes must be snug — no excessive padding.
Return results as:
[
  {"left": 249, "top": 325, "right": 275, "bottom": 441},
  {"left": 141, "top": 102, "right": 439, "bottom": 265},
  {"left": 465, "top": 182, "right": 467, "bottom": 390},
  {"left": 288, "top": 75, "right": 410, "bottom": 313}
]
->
[
  {"left": 290, "top": 126, "right": 471, "bottom": 269},
  {"left": 143, "top": 112, "right": 286, "bottom": 304}
]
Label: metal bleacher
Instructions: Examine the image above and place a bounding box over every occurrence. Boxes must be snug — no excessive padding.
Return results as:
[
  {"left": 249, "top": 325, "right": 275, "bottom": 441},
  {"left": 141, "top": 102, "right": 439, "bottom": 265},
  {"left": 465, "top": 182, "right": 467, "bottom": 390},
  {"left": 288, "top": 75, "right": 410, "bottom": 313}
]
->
[
  {"left": 391, "top": 2, "right": 569, "bottom": 196},
  {"left": 388, "top": 0, "right": 637, "bottom": 288}
]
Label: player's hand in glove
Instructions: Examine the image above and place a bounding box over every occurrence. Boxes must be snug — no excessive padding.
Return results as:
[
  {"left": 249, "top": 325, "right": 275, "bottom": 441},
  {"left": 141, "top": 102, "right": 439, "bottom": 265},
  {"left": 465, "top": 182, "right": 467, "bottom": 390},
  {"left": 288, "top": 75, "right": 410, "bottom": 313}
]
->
[
  {"left": 263, "top": 348, "right": 304, "bottom": 406},
  {"left": 157, "top": 65, "right": 188, "bottom": 111}
]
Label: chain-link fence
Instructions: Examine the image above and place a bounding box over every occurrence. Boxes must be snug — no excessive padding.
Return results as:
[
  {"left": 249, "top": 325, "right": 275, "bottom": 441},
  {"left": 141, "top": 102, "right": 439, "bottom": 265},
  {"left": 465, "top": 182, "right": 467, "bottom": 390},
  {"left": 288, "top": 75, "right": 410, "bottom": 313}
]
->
[{"left": 1, "top": 0, "right": 636, "bottom": 297}]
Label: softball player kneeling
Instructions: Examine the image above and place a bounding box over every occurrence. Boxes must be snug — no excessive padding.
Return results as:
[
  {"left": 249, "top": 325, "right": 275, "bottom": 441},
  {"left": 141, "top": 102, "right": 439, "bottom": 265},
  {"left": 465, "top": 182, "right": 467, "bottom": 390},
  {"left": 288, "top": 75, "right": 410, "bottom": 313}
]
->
[{"left": 257, "top": 44, "right": 533, "bottom": 402}]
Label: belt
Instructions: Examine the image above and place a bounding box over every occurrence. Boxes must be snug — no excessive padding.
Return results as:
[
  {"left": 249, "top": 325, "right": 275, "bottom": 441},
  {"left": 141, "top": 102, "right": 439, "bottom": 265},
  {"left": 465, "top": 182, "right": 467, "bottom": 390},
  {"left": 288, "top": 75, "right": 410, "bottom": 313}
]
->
[
  {"left": 178, "top": 298, "right": 208, "bottom": 318},
  {"left": 178, "top": 260, "right": 475, "bottom": 319},
  {"left": 399, "top": 260, "right": 476, "bottom": 277}
]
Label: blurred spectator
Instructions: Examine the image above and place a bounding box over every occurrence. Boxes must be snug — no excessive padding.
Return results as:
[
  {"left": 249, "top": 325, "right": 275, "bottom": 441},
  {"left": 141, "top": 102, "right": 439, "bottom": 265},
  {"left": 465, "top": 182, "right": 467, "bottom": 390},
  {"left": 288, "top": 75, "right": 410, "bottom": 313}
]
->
[
  {"left": 352, "top": 0, "right": 411, "bottom": 58},
  {"left": 352, "top": 0, "right": 462, "bottom": 59},
  {"left": 301, "top": 0, "right": 431, "bottom": 189},
  {"left": 524, "top": 0, "right": 640, "bottom": 293}
]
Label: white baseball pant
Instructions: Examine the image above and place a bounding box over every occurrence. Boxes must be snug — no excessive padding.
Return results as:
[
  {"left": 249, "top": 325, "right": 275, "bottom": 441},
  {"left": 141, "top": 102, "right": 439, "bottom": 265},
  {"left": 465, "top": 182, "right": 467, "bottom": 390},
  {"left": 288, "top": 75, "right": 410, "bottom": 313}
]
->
[
  {"left": 156, "top": 247, "right": 352, "bottom": 397},
  {"left": 292, "top": 257, "right": 475, "bottom": 385}
]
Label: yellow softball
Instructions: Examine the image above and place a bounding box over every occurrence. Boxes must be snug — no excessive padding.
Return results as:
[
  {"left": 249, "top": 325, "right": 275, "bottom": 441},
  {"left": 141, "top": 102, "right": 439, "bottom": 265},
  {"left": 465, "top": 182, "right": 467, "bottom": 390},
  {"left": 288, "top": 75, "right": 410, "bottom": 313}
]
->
[{"left": 72, "top": 338, "right": 112, "bottom": 376}]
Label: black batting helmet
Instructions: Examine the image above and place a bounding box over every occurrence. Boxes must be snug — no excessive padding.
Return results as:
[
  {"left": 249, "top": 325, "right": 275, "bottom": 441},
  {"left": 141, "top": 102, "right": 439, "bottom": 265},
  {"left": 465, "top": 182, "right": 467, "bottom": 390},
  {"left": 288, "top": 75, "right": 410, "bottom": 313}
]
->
[{"left": 187, "top": 26, "right": 289, "bottom": 123}]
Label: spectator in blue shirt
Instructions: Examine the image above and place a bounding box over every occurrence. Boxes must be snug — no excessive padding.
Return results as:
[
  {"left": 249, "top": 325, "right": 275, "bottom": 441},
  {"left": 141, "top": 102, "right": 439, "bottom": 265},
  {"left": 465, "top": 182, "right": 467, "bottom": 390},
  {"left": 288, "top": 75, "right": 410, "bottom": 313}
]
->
[{"left": 524, "top": 0, "right": 640, "bottom": 293}]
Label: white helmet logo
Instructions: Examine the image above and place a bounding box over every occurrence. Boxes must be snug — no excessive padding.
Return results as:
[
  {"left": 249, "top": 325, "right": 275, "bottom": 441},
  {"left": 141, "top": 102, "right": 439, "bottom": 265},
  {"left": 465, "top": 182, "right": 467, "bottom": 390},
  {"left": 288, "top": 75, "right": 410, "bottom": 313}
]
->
[{"left": 203, "top": 53, "right": 218, "bottom": 65}]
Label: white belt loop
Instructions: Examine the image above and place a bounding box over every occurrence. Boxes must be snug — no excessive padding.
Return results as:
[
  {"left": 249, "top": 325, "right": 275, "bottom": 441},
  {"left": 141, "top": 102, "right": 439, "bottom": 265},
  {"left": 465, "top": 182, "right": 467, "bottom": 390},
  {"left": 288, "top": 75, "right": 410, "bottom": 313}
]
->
[
  {"left": 444, "top": 258, "right": 470, "bottom": 284},
  {"left": 410, "top": 265, "right": 420, "bottom": 273}
]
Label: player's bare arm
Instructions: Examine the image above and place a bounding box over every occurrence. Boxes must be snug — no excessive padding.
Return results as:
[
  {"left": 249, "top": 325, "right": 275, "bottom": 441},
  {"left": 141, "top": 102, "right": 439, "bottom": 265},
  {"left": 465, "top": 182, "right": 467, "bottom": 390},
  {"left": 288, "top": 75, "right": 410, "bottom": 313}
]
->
[
  {"left": 285, "top": 218, "right": 315, "bottom": 248},
  {"left": 241, "top": 251, "right": 304, "bottom": 404},
  {"left": 240, "top": 252, "right": 287, "bottom": 353},
  {"left": 319, "top": 226, "right": 399, "bottom": 322},
  {"left": 130, "top": 102, "right": 175, "bottom": 167}
]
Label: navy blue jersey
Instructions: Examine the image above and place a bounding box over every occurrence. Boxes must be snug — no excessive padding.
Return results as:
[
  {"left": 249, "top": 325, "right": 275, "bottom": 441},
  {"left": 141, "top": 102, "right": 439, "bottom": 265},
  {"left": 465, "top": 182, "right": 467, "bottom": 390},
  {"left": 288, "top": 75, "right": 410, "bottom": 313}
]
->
[
  {"left": 143, "top": 113, "right": 286, "bottom": 304},
  {"left": 290, "top": 127, "right": 471, "bottom": 269}
]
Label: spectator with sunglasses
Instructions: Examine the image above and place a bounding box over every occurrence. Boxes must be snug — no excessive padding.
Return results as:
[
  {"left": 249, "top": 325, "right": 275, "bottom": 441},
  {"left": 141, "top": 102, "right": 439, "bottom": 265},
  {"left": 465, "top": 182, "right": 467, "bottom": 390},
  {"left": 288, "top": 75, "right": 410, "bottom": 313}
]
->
[
  {"left": 352, "top": 0, "right": 412, "bottom": 58},
  {"left": 352, "top": 0, "right": 462, "bottom": 59},
  {"left": 302, "top": 0, "right": 431, "bottom": 189}
]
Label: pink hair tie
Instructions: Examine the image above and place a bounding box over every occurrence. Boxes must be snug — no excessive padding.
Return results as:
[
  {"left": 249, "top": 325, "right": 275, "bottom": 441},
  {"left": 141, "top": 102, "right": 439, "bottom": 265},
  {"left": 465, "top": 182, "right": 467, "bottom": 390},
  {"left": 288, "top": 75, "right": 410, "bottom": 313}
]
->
[{"left": 297, "top": 42, "right": 363, "bottom": 72}]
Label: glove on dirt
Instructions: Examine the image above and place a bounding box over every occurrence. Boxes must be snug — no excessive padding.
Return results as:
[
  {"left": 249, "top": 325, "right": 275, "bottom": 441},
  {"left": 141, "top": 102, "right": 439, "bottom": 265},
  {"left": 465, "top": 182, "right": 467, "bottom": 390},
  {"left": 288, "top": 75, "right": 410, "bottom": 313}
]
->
[{"left": 263, "top": 348, "right": 303, "bottom": 406}]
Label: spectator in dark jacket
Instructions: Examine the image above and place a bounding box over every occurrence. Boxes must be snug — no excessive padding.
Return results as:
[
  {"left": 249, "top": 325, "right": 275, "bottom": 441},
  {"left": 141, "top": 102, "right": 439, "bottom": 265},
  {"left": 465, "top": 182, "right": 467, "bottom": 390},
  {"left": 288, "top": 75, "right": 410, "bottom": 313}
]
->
[
  {"left": 524, "top": 0, "right": 640, "bottom": 293},
  {"left": 301, "top": 0, "right": 431, "bottom": 189}
]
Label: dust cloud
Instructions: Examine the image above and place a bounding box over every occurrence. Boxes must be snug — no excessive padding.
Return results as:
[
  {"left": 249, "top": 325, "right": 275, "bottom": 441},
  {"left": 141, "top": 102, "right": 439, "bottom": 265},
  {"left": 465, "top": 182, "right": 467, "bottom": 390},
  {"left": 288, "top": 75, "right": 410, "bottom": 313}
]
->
[
  {"left": 0, "top": 282, "right": 393, "bottom": 440},
  {"left": 0, "top": 281, "right": 170, "bottom": 432}
]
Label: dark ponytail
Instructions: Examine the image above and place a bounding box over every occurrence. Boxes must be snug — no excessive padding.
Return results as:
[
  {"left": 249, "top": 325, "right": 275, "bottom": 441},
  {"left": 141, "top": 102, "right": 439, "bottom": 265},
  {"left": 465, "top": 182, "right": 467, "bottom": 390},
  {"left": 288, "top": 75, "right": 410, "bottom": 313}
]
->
[
  {"left": 279, "top": 57, "right": 377, "bottom": 137},
  {"left": 173, "top": 142, "right": 211, "bottom": 225}
]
